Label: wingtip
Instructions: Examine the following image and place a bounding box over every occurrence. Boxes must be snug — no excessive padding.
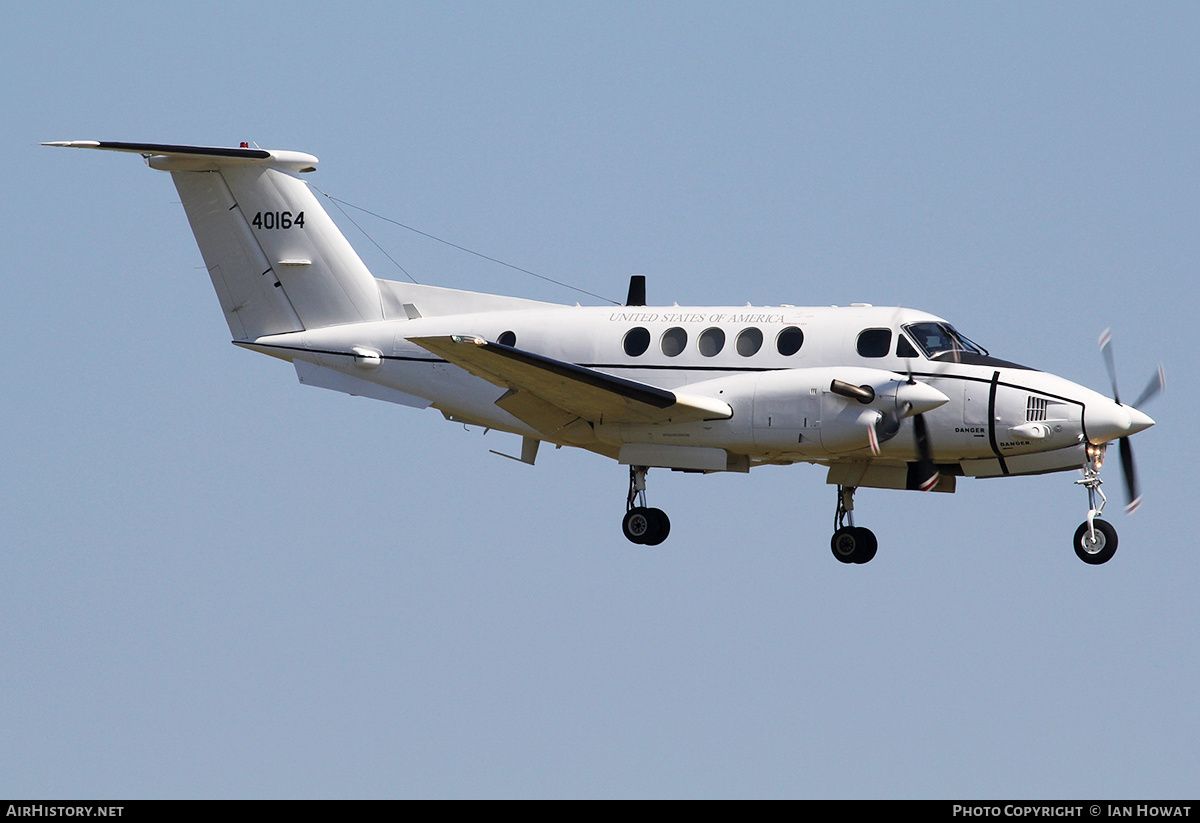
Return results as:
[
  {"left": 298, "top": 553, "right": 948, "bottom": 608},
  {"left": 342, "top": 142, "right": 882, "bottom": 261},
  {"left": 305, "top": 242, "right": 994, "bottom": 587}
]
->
[{"left": 41, "top": 140, "right": 100, "bottom": 148}]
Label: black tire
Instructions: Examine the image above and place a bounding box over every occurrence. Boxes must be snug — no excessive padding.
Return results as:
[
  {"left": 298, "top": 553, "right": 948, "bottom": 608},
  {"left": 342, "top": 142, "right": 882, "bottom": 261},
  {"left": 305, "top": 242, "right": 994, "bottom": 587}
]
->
[
  {"left": 1074, "top": 519, "right": 1118, "bottom": 565},
  {"left": 832, "top": 526, "right": 877, "bottom": 564},
  {"left": 831, "top": 527, "right": 859, "bottom": 563},
  {"left": 852, "top": 527, "right": 878, "bottom": 564},
  {"left": 622, "top": 507, "right": 652, "bottom": 544},
  {"left": 643, "top": 508, "right": 671, "bottom": 546}
]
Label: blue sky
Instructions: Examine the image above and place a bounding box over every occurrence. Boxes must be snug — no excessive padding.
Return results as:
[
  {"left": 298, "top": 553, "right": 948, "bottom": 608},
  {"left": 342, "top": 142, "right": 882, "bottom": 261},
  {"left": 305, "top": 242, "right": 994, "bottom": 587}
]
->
[{"left": 4, "top": 2, "right": 1197, "bottom": 798}]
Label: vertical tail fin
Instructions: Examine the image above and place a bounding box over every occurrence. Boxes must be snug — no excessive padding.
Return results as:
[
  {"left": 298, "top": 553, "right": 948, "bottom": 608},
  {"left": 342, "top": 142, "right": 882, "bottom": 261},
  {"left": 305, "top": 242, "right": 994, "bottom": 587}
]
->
[{"left": 44, "top": 141, "right": 383, "bottom": 339}]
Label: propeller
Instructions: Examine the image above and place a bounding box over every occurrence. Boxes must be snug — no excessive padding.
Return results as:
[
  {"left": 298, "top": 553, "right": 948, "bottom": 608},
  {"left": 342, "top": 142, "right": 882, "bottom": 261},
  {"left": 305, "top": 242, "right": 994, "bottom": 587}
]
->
[
  {"left": 910, "top": 404, "right": 939, "bottom": 492},
  {"left": 835, "top": 373, "right": 941, "bottom": 491},
  {"left": 898, "top": 357, "right": 940, "bottom": 491},
  {"left": 1097, "top": 328, "right": 1165, "bottom": 513}
]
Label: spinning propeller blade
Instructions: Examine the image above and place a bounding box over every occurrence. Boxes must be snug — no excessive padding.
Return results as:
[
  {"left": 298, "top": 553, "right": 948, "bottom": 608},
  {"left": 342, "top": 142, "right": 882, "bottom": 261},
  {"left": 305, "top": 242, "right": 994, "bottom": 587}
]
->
[
  {"left": 1099, "top": 327, "right": 1120, "bottom": 404},
  {"left": 1119, "top": 436, "right": 1140, "bottom": 514},
  {"left": 911, "top": 410, "right": 939, "bottom": 492},
  {"left": 902, "top": 366, "right": 939, "bottom": 491},
  {"left": 1096, "top": 329, "right": 1163, "bottom": 514},
  {"left": 1132, "top": 363, "right": 1166, "bottom": 409},
  {"left": 875, "top": 401, "right": 908, "bottom": 443}
]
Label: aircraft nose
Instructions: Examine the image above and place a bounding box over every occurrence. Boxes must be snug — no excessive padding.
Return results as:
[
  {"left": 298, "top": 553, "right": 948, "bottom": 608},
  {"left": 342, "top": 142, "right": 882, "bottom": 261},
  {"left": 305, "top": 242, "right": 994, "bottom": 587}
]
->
[
  {"left": 1086, "top": 401, "right": 1154, "bottom": 444},
  {"left": 1126, "top": 406, "right": 1155, "bottom": 435},
  {"left": 895, "top": 380, "right": 949, "bottom": 416}
]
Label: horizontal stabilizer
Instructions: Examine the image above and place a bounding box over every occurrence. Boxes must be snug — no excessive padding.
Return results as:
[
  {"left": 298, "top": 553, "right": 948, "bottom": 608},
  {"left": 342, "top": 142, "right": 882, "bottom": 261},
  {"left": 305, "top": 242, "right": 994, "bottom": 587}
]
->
[
  {"left": 409, "top": 335, "right": 732, "bottom": 427},
  {"left": 43, "top": 140, "right": 317, "bottom": 172}
]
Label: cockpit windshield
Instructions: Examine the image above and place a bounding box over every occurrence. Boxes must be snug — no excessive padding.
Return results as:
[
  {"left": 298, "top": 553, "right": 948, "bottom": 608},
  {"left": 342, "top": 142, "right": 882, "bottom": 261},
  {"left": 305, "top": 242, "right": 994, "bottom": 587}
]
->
[{"left": 903, "top": 322, "right": 988, "bottom": 361}]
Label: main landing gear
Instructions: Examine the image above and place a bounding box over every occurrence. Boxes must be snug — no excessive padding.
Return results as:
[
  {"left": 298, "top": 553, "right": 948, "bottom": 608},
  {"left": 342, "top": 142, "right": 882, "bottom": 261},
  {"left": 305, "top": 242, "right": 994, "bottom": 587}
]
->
[
  {"left": 1073, "top": 444, "right": 1118, "bottom": 564},
  {"left": 831, "top": 485, "right": 877, "bottom": 564},
  {"left": 622, "top": 465, "right": 671, "bottom": 546}
]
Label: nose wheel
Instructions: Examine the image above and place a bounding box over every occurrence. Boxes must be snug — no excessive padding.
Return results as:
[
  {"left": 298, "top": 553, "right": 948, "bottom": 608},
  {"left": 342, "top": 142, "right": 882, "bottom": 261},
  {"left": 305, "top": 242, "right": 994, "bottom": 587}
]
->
[
  {"left": 1073, "top": 445, "right": 1119, "bottom": 565},
  {"left": 1074, "top": 518, "right": 1117, "bottom": 565},
  {"left": 622, "top": 466, "right": 671, "bottom": 546},
  {"left": 831, "top": 485, "right": 877, "bottom": 564}
]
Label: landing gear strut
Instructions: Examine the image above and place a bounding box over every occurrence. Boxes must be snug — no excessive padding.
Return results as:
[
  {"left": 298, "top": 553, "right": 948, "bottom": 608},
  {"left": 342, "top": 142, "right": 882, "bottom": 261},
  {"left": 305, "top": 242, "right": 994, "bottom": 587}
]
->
[
  {"left": 1073, "top": 444, "right": 1118, "bottom": 564},
  {"left": 622, "top": 465, "right": 670, "bottom": 546},
  {"left": 831, "top": 485, "right": 877, "bottom": 564}
]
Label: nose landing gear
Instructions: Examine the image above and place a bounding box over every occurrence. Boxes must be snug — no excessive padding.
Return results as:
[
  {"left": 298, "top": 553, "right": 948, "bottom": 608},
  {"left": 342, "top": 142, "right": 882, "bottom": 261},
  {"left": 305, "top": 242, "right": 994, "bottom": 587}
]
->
[
  {"left": 622, "top": 465, "right": 671, "bottom": 546},
  {"left": 1073, "top": 445, "right": 1118, "bottom": 564},
  {"left": 831, "top": 485, "right": 877, "bottom": 564}
]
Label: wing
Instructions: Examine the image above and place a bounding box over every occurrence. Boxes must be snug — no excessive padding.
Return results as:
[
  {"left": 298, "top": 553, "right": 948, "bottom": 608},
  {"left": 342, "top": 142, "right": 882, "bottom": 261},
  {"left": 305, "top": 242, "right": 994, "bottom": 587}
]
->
[{"left": 409, "top": 335, "right": 732, "bottom": 433}]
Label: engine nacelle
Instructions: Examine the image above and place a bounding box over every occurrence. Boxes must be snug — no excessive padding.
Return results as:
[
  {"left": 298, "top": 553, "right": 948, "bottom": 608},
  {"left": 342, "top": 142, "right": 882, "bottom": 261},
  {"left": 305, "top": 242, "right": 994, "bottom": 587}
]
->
[
  {"left": 595, "top": 367, "right": 947, "bottom": 461},
  {"left": 736, "top": 366, "right": 946, "bottom": 456}
]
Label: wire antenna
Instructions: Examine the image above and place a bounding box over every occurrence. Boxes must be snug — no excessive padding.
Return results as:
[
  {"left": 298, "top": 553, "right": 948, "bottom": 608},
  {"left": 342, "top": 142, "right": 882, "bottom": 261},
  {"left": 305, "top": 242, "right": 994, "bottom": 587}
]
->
[{"left": 311, "top": 186, "right": 619, "bottom": 304}]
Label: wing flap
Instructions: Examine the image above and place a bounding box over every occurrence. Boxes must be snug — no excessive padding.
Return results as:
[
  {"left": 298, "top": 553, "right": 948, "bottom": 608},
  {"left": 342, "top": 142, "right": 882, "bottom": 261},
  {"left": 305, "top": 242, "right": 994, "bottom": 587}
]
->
[{"left": 409, "top": 335, "right": 732, "bottom": 426}]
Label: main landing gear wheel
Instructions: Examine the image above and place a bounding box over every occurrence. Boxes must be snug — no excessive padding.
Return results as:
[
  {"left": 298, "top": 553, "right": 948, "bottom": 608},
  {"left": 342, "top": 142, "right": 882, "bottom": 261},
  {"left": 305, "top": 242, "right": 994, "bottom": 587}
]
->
[
  {"left": 1074, "top": 518, "right": 1118, "bottom": 565},
  {"left": 831, "top": 526, "right": 877, "bottom": 564},
  {"left": 830, "top": 485, "right": 877, "bottom": 564},
  {"left": 622, "top": 466, "right": 671, "bottom": 546},
  {"left": 623, "top": 506, "right": 671, "bottom": 546}
]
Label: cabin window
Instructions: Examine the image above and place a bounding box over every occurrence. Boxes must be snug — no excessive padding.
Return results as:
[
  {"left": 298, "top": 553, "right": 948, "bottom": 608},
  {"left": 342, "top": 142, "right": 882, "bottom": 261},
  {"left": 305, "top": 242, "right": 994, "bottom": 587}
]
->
[
  {"left": 660, "top": 327, "right": 687, "bottom": 357},
  {"left": 856, "top": 328, "right": 892, "bottom": 358},
  {"left": 776, "top": 326, "right": 804, "bottom": 356},
  {"left": 497, "top": 330, "right": 516, "bottom": 347},
  {"left": 623, "top": 327, "right": 651, "bottom": 357},
  {"left": 736, "top": 327, "right": 763, "bottom": 356},
  {"left": 896, "top": 334, "right": 918, "bottom": 359},
  {"left": 698, "top": 327, "right": 725, "bottom": 357}
]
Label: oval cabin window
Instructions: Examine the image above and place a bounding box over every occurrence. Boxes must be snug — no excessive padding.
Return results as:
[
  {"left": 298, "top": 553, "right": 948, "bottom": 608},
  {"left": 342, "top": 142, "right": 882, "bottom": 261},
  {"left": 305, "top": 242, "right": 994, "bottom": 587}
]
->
[
  {"left": 623, "top": 327, "right": 651, "bottom": 357},
  {"left": 776, "top": 326, "right": 804, "bottom": 356},
  {"left": 698, "top": 327, "right": 725, "bottom": 357},
  {"left": 660, "top": 327, "right": 687, "bottom": 357},
  {"left": 736, "top": 327, "right": 763, "bottom": 357}
]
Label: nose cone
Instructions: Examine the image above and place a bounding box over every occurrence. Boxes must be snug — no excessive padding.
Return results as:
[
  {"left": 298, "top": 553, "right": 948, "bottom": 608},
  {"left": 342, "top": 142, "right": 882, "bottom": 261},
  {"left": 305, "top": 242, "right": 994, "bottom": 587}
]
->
[
  {"left": 1086, "top": 401, "right": 1155, "bottom": 444},
  {"left": 895, "top": 379, "right": 950, "bottom": 416},
  {"left": 1127, "top": 406, "right": 1155, "bottom": 436}
]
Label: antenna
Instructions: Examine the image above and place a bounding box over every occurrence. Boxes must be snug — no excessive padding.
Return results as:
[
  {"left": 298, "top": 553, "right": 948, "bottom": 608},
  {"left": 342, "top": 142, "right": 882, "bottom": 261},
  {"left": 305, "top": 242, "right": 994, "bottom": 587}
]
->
[{"left": 626, "top": 275, "right": 646, "bottom": 307}]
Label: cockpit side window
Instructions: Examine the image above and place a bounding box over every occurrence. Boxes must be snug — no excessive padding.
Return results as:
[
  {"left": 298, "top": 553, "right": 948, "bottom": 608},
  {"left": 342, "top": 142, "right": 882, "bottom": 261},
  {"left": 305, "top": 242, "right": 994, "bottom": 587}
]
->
[
  {"left": 896, "top": 334, "right": 919, "bottom": 359},
  {"left": 903, "top": 322, "right": 986, "bottom": 360},
  {"left": 856, "top": 328, "right": 892, "bottom": 358}
]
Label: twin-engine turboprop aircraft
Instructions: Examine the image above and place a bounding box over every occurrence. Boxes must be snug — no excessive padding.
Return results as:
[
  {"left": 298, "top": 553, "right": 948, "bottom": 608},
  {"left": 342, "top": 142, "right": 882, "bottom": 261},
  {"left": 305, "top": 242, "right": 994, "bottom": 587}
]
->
[{"left": 45, "top": 141, "right": 1163, "bottom": 564}]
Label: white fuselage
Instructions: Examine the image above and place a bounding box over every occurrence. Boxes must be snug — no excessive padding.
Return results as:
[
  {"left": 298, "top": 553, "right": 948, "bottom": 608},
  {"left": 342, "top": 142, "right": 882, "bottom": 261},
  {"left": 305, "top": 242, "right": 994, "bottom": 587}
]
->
[{"left": 243, "top": 303, "right": 1129, "bottom": 484}]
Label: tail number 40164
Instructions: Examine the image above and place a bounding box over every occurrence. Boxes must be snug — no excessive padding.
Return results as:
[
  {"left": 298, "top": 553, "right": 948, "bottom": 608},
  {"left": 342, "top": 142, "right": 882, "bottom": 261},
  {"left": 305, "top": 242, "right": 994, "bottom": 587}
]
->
[{"left": 252, "top": 211, "right": 304, "bottom": 230}]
